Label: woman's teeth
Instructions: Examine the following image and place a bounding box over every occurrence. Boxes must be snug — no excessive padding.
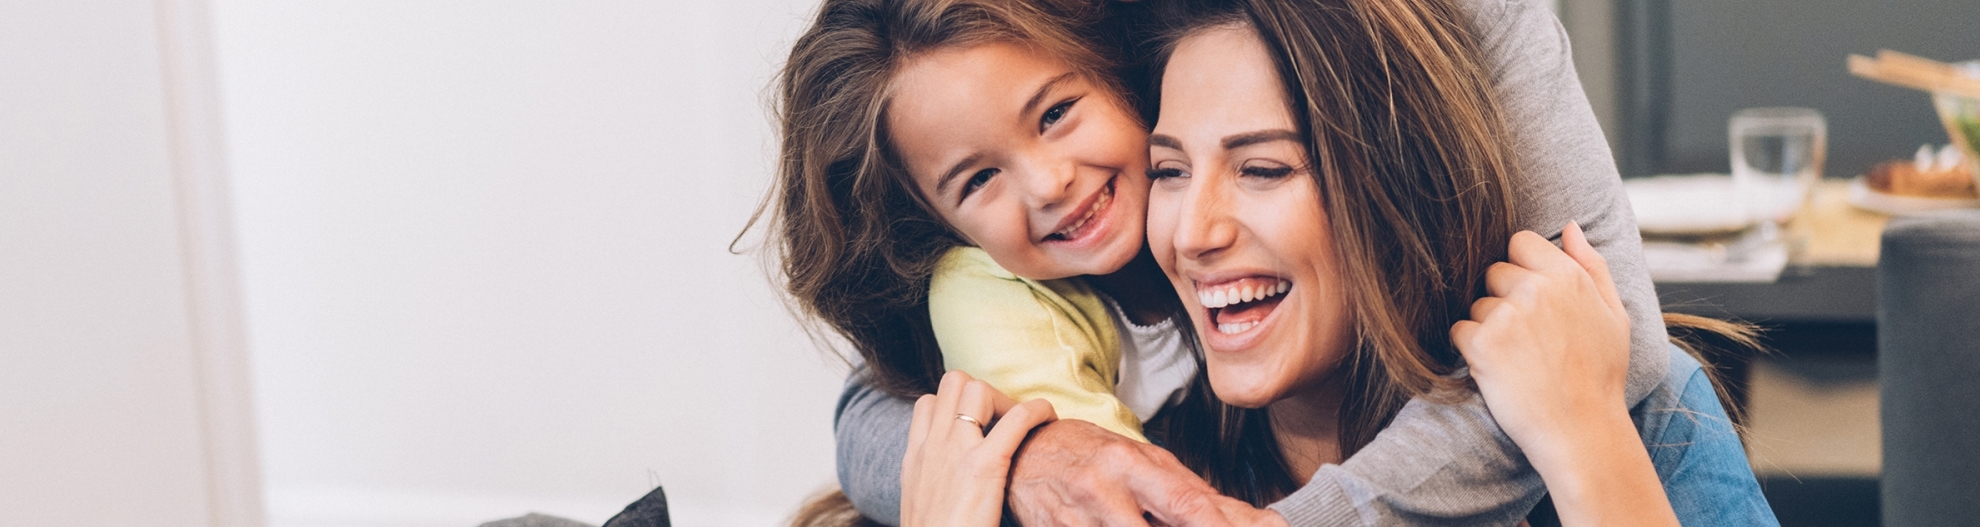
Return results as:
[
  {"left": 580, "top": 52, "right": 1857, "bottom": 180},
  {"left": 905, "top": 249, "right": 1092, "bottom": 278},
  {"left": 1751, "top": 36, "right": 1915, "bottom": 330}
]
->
[
  {"left": 1197, "top": 278, "right": 1291, "bottom": 309},
  {"left": 1217, "top": 321, "right": 1260, "bottom": 334},
  {"left": 1052, "top": 183, "right": 1113, "bottom": 239},
  {"left": 1203, "top": 278, "right": 1290, "bottom": 335}
]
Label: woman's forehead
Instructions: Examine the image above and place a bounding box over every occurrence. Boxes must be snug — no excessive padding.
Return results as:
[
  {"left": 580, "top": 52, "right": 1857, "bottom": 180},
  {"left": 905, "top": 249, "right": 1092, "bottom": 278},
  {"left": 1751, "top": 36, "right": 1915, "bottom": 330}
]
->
[{"left": 1153, "top": 25, "right": 1294, "bottom": 145}]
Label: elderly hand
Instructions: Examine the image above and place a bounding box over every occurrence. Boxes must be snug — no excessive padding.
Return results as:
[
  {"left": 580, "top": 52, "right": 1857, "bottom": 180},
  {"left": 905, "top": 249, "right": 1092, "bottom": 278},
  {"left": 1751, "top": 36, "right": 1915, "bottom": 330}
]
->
[{"left": 1005, "top": 419, "right": 1287, "bottom": 527}]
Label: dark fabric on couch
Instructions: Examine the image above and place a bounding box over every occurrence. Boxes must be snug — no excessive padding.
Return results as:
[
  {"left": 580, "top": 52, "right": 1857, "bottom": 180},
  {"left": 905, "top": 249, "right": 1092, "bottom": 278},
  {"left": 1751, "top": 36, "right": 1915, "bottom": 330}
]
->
[
  {"left": 477, "top": 485, "right": 669, "bottom": 527},
  {"left": 601, "top": 486, "right": 671, "bottom": 527},
  {"left": 1877, "top": 210, "right": 1980, "bottom": 526}
]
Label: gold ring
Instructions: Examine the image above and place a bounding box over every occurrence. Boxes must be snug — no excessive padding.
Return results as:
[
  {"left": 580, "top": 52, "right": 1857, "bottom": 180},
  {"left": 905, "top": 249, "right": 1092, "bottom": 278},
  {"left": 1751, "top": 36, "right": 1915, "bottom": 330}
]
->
[{"left": 955, "top": 414, "right": 984, "bottom": 431}]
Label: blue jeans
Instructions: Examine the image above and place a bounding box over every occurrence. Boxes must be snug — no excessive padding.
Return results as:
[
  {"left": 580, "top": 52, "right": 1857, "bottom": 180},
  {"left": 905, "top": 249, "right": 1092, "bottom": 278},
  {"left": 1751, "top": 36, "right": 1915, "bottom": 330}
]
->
[{"left": 1637, "top": 344, "right": 1780, "bottom": 526}]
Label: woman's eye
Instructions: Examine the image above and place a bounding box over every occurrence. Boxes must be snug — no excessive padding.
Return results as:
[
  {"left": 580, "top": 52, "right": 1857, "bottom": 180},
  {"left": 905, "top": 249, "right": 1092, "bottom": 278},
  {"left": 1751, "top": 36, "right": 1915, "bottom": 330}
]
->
[
  {"left": 1040, "top": 99, "right": 1076, "bottom": 131},
  {"left": 960, "top": 168, "right": 998, "bottom": 200},
  {"left": 1240, "top": 165, "right": 1295, "bottom": 179},
  {"left": 1147, "top": 167, "right": 1188, "bottom": 180}
]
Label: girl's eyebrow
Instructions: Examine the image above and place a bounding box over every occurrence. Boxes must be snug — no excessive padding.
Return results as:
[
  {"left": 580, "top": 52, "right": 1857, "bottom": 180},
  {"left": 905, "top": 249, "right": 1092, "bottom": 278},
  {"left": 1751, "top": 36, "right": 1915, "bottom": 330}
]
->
[
  {"left": 935, "top": 152, "right": 986, "bottom": 196},
  {"left": 1149, "top": 134, "right": 1183, "bottom": 150},
  {"left": 1018, "top": 72, "right": 1079, "bottom": 126}
]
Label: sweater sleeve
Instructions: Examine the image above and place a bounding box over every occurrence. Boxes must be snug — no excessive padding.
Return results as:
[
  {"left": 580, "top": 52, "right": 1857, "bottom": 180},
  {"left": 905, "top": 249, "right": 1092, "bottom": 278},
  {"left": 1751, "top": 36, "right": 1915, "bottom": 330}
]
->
[
  {"left": 1269, "top": 0, "right": 1667, "bottom": 524},
  {"left": 928, "top": 248, "right": 1145, "bottom": 442}
]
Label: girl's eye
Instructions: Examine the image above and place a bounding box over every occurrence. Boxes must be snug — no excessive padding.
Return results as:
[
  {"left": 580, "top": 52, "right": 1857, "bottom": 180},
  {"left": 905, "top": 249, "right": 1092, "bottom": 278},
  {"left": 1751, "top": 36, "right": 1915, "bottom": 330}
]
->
[
  {"left": 1147, "top": 167, "right": 1188, "bottom": 180},
  {"left": 1240, "top": 165, "right": 1295, "bottom": 179},
  {"left": 960, "top": 168, "right": 999, "bottom": 201},
  {"left": 1040, "top": 99, "right": 1076, "bottom": 131}
]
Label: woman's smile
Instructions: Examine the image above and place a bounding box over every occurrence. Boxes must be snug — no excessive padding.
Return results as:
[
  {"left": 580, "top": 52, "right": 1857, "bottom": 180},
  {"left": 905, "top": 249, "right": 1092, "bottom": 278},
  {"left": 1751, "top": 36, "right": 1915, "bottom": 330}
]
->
[
  {"left": 1146, "top": 22, "right": 1354, "bottom": 409},
  {"left": 1193, "top": 275, "right": 1292, "bottom": 335}
]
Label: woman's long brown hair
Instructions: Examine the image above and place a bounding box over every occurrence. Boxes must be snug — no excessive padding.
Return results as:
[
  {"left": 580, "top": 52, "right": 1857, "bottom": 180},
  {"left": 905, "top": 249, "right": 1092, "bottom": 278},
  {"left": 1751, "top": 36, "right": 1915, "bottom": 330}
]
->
[{"left": 1129, "top": 0, "right": 1521, "bottom": 504}]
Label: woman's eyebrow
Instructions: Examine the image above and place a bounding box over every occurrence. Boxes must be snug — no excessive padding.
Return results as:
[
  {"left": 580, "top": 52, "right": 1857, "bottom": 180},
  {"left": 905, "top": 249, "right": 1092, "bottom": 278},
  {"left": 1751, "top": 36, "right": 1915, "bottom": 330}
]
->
[
  {"left": 1018, "top": 72, "right": 1079, "bottom": 125},
  {"left": 1148, "top": 134, "right": 1183, "bottom": 150},
  {"left": 1221, "top": 129, "right": 1300, "bottom": 150}
]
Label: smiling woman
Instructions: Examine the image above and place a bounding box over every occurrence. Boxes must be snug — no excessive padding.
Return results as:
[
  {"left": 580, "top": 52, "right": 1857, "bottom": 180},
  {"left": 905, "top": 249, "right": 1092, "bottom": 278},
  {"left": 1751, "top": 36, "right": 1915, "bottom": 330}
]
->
[{"left": 1142, "top": 0, "right": 1517, "bottom": 498}]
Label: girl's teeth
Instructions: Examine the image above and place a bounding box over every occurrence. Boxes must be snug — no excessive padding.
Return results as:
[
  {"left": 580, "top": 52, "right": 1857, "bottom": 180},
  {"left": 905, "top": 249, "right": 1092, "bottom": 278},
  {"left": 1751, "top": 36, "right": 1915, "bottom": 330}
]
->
[{"left": 1053, "top": 182, "right": 1114, "bottom": 238}]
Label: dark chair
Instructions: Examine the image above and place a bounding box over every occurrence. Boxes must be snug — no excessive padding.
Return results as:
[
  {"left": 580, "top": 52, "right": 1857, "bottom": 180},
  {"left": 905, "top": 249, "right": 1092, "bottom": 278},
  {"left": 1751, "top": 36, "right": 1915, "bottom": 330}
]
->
[{"left": 1877, "top": 210, "right": 1980, "bottom": 526}]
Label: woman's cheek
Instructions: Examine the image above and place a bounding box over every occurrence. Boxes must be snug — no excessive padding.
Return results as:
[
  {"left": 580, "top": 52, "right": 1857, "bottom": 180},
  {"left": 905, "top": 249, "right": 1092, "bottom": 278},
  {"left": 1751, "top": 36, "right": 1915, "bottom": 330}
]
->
[{"left": 1146, "top": 190, "right": 1181, "bottom": 271}]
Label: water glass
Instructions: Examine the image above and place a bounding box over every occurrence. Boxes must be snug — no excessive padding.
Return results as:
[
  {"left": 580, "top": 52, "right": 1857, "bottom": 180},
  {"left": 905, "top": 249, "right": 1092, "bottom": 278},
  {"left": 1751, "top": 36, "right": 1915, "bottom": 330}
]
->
[{"left": 1729, "top": 107, "right": 1827, "bottom": 224}]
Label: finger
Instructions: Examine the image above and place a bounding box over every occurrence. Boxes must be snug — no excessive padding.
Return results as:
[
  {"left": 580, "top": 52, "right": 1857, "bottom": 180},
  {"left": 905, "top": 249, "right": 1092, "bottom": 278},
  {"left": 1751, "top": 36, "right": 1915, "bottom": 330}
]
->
[
  {"left": 988, "top": 382, "right": 1019, "bottom": 418},
  {"left": 1484, "top": 261, "right": 1534, "bottom": 298},
  {"left": 1468, "top": 296, "right": 1506, "bottom": 324},
  {"left": 930, "top": 371, "right": 970, "bottom": 444},
  {"left": 908, "top": 394, "right": 934, "bottom": 453},
  {"left": 956, "top": 379, "right": 992, "bottom": 436},
  {"left": 1560, "top": 221, "right": 1624, "bottom": 315},
  {"left": 1131, "top": 471, "right": 1232, "bottom": 527},
  {"left": 1506, "top": 229, "right": 1575, "bottom": 273},
  {"left": 981, "top": 399, "right": 1057, "bottom": 459},
  {"left": 1450, "top": 319, "right": 1482, "bottom": 361}
]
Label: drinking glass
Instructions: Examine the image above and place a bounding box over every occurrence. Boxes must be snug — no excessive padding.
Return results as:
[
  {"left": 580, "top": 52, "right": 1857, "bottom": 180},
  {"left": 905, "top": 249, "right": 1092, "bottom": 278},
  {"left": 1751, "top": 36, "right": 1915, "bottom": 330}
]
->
[{"left": 1729, "top": 107, "right": 1827, "bottom": 224}]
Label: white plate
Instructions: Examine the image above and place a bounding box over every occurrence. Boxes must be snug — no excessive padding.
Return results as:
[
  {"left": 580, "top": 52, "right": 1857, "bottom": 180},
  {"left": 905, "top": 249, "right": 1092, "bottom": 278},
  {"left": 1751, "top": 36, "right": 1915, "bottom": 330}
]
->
[
  {"left": 1625, "top": 174, "right": 1757, "bottom": 236},
  {"left": 1845, "top": 176, "right": 1980, "bottom": 215}
]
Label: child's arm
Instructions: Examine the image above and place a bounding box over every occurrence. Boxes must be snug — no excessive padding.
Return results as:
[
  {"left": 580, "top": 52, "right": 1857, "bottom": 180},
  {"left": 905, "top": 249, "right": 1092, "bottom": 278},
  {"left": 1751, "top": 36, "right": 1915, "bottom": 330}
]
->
[{"left": 927, "top": 247, "right": 1144, "bottom": 442}]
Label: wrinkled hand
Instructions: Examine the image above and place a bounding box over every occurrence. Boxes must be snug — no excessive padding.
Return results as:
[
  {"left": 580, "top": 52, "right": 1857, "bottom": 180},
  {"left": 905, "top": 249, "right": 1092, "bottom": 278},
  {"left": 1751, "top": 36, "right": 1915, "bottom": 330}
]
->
[
  {"left": 1449, "top": 222, "right": 1631, "bottom": 454},
  {"left": 902, "top": 371, "right": 1057, "bottom": 527},
  {"left": 1005, "top": 419, "right": 1287, "bottom": 527}
]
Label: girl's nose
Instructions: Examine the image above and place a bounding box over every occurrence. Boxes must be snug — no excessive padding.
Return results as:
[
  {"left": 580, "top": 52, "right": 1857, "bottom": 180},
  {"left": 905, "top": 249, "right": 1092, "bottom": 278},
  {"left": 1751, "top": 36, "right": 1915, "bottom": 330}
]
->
[{"left": 1019, "top": 158, "right": 1078, "bottom": 209}]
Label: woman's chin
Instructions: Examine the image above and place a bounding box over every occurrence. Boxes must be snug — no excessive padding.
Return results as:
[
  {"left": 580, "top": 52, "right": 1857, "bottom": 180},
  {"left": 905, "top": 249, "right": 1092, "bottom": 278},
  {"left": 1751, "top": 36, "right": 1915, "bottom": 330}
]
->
[{"left": 1206, "top": 369, "right": 1283, "bottom": 409}]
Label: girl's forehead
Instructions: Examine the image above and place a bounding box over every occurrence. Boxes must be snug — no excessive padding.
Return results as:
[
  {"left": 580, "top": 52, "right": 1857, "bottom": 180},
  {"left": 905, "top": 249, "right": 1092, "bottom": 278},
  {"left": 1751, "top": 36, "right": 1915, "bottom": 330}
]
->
[{"left": 885, "top": 42, "right": 1082, "bottom": 170}]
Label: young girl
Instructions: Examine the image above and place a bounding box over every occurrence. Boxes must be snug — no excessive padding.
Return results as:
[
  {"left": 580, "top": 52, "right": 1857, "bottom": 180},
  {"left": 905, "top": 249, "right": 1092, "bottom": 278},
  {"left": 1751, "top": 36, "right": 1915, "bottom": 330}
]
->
[
  {"left": 771, "top": 0, "right": 1188, "bottom": 445},
  {"left": 769, "top": 0, "right": 1715, "bottom": 524}
]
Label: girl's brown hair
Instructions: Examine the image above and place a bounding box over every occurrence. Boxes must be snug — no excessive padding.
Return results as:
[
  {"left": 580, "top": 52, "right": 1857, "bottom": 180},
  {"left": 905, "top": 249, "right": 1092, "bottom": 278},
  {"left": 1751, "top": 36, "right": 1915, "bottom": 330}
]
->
[
  {"left": 764, "top": 0, "right": 1121, "bottom": 398},
  {"left": 1131, "top": 0, "right": 1520, "bottom": 503},
  {"left": 773, "top": 1, "right": 1138, "bottom": 523}
]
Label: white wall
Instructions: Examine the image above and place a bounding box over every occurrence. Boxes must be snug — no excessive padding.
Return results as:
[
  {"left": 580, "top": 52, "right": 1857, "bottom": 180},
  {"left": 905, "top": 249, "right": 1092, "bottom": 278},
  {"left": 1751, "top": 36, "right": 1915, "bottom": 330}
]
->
[
  {"left": 210, "top": 1, "right": 844, "bottom": 526},
  {"left": 1, "top": 0, "right": 259, "bottom": 525}
]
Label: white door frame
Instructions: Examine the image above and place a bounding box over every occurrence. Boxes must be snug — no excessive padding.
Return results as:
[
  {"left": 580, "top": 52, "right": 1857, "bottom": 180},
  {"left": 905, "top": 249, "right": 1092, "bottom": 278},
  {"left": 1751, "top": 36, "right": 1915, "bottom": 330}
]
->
[{"left": 157, "top": 0, "right": 266, "bottom": 525}]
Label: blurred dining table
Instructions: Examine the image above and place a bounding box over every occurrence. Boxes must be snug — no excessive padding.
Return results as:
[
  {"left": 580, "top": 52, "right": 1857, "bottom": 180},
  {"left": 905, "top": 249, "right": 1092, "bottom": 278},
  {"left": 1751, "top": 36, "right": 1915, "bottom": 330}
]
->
[{"left": 1652, "top": 179, "right": 1892, "bottom": 420}]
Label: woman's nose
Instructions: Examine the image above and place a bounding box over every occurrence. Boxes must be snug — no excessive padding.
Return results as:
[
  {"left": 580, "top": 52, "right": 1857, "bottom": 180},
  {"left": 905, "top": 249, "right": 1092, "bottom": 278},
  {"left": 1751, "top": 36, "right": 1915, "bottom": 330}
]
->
[{"left": 1172, "top": 173, "right": 1237, "bottom": 261}]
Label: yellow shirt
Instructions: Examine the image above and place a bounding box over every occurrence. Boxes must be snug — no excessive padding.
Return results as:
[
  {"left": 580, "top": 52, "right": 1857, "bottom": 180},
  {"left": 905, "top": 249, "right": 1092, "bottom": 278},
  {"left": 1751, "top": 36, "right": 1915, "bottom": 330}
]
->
[{"left": 927, "top": 247, "right": 1145, "bottom": 442}]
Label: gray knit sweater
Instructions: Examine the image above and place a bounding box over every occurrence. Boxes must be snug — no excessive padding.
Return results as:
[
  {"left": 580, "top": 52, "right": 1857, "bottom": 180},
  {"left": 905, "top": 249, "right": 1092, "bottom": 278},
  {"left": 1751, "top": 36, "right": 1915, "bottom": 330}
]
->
[{"left": 833, "top": 0, "right": 1668, "bottom": 524}]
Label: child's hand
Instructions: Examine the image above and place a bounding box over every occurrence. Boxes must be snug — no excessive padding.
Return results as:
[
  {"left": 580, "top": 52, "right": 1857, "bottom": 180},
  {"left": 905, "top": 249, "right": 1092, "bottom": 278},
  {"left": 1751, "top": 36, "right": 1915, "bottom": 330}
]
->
[
  {"left": 901, "top": 370, "right": 1057, "bottom": 527},
  {"left": 1449, "top": 222, "right": 1632, "bottom": 455}
]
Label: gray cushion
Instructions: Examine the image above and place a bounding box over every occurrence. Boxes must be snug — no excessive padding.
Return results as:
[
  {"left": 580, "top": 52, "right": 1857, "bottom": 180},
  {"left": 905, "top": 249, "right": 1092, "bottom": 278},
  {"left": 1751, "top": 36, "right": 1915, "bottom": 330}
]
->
[{"left": 1877, "top": 210, "right": 1980, "bottom": 526}]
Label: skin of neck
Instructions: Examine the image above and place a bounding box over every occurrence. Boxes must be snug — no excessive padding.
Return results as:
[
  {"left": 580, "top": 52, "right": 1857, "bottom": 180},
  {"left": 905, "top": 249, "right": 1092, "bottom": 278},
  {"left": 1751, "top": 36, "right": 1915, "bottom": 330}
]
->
[{"left": 1266, "top": 369, "right": 1348, "bottom": 484}]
